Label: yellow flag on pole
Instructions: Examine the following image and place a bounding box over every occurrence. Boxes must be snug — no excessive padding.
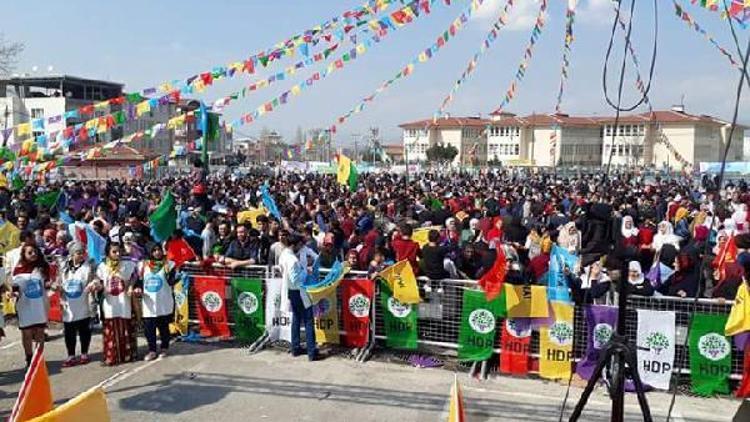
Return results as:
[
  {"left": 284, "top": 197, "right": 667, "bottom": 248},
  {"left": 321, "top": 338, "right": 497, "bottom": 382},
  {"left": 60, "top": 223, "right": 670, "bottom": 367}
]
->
[
  {"left": 237, "top": 207, "right": 267, "bottom": 226},
  {"left": 412, "top": 226, "right": 441, "bottom": 247},
  {"left": 169, "top": 279, "right": 189, "bottom": 336},
  {"left": 539, "top": 302, "right": 575, "bottom": 380},
  {"left": 378, "top": 260, "right": 420, "bottom": 304},
  {"left": 447, "top": 374, "right": 466, "bottom": 422},
  {"left": 504, "top": 284, "right": 549, "bottom": 318},
  {"left": 336, "top": 153, "right": 352, "bottom": 185},
  {"left": 28, "top": 387, "right": 110, "bottom": 422},
  {"left": 313, "top": 289, "right": 340, "bottom": 345},
  {"left": 726, "top": 282, "right": 750, "bottom": 336}
]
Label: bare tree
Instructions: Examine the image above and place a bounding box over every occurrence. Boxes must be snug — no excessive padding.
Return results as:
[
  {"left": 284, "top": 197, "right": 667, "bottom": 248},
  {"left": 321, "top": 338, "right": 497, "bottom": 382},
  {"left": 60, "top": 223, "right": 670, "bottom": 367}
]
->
[{"left": 0, "top": 35, "right": 24, "bottom": 76}]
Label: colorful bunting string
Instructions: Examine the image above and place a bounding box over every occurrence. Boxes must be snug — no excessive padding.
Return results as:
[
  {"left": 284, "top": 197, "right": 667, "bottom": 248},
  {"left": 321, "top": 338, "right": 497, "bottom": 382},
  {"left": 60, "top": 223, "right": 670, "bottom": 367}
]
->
[
  {"left": 690, "top": 0, "right": 750, "bottom": 26},
  {"left": 553, "top": 0, "right": 577, "bottom": 114},
  {"left": 674, "top": 1, "right": 741, "bottom": 68},
  {"left": 433, "top": 0, "right": 515, "bottom": 121},
  {"left": 334, "top": 0, "right": 488, "bottom": 128},
  {"left": 493, "top": 0, "right": 548, "bottom": 114}
]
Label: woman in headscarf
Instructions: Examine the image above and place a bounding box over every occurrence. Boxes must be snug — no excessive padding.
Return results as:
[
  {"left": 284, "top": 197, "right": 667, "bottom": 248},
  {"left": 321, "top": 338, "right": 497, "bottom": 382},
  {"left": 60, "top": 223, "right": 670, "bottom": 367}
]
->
[
  {"left": 97, "top": 242, "right": 139, "bottom": 366},
  {"left": 566, "top": 260, "right": 611, "bottom": 305},
  {"left": 524, "top": 226, "right": 544, "bottom": 261},
  {"left": 673, "top": 207, "right": 691, "bottom": 239},
  {"left": 557, "top": 222, "right": 581, "bottom": 255},
  {"left": 659, "top": 253, "right": 700, "bottom": 298},
  {"left": 58, "top": 242, "right": 98, "bottom": 367},
  {"left": 625, "top": 261, "right": 654, "bottom": 297},
  {"left": 443, "top": 217, "right": 461, "bottom": 245},
  {"left": 11, "top": 244, "right": 51, "bottom": 367},
  {"left": 652, "top": 221, "right": 681, "bottom": 253},
  {"left": 138, "top": 244, "right": 177, "bottom": 361},
  {"left": 460, "top": 218, "right": 481, "bottom": 246},
  {"left": 618, "top": 216, "right": 640, "bottom": 249}
]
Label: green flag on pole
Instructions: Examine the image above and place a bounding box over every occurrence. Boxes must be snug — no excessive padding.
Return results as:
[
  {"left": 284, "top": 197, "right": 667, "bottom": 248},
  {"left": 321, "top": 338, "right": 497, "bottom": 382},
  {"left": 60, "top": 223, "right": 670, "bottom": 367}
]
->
[
  {"left": 689, "top": 313, "right": 732, "bottom": 396},
  {"left": 348, "top": 161, "right": 358, "bottom": 192},
  {"left": 33, "top": 190, "right": 60, "bottom": 209},
  {"left": 380, "top": 284, "right": 418, "bottom": 350},
  {"left": 458, "top": 289, "right": 504, "bottom": 362},
  {"left": 231, "top": 278, "right": 265, "bottom": 342},
  {"left": 148, "top": 190, "right": 177, "bottom": 243}
]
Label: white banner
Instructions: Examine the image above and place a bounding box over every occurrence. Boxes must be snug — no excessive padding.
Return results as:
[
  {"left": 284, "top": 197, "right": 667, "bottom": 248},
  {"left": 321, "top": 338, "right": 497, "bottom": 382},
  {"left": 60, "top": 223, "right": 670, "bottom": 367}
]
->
[
  {"left": 636, "top": 310, "right": 676, "bottom": 390},
  {"left": 265, "top": 278, "right": 291, "bottom": 342}
]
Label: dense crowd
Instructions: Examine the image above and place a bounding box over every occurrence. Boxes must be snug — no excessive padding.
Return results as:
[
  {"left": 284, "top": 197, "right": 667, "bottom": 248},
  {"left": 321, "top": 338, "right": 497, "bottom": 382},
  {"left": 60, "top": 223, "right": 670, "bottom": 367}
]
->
[{"left": 1, "top": 165, "right": 749, "bottom": 368}]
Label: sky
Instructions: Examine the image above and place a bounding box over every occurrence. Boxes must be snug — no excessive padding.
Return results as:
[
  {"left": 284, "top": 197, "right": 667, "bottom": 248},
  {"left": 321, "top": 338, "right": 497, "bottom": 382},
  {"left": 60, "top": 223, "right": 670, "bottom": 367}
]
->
[{"left": 2, "top": 0, "right": 749, "bottom": 146}]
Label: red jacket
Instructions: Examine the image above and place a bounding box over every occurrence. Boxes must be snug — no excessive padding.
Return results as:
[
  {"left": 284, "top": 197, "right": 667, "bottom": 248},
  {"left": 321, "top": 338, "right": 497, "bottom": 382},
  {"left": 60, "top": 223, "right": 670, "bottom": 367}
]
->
[{"left": 391, "top": 237, "right": 420, "bottom": 271}]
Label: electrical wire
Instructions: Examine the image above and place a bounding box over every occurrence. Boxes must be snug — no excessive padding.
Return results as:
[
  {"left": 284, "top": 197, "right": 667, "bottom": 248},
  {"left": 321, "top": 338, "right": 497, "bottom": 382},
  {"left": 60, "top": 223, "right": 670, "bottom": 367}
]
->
[{"left": 665, "top": 5, "right": 750, "bottom": 421}]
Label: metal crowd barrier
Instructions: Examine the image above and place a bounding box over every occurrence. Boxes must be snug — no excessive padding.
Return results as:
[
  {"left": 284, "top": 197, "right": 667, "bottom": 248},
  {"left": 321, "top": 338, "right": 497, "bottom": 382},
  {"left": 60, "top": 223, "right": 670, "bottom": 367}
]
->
[{"left": 178, "top": 263, "right": 744, "bottom": 385}]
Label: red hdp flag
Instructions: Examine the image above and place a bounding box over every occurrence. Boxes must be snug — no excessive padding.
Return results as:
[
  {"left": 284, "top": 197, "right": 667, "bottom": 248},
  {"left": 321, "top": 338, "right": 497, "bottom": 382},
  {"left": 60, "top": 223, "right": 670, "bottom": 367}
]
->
[
  {"left": 478, "top": 247, "right": 507, "bottom": 301},
  {"left": 737, "top": 346, "right": 750, "bottom": 398},
  {"left": 9, "top": 345, "right": 53, "bottom": 422},
  {"left": 194, "top": 276, "right": 230, "bottom": 338},
  {"left": 166, "top": 237, "right": 197, "bottom": 268},
  {"left": 341, "top": 279, "right": 374, "bottom": 348},
  {"left": 713, "top": 235, "right": 738, "bottom": 269},
  {"left": 500, "top": 319, "right": 531, "bottom": 375},
  {"left": 48, "top": 290, "right": 62, "bottom": 323}
]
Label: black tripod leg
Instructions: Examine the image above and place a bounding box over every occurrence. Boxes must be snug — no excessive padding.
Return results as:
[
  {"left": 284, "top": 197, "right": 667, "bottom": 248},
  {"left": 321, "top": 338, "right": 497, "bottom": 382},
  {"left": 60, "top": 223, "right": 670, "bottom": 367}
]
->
[
  {"left": 569, "top": 346, "right": 616, "bottom": 421},
  {"left": 624, "top": 347, "right": 653, "bottom": 422}
]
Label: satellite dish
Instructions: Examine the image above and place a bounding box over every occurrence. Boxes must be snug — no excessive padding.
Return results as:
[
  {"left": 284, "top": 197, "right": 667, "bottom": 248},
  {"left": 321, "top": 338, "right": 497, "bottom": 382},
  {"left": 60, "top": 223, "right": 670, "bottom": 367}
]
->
[
  {"left": 47, "top": 66, "right": 54, "bottom": 73},
  {"left": 31, "top": 66, "right": 38, "bottom": 72}
]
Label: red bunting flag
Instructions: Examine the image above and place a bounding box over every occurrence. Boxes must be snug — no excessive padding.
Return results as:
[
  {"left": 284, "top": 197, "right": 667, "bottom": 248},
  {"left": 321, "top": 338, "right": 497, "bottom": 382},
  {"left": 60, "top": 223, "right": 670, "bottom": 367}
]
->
[
  {"left": 166, "top": 237, "right": 197, "bottom": 268},
  {"left": 200, "top": 72, "right": 213, "bottom": 86},
  {"left": 78, "top": 105, "right": 94, "bottom": 115},
  {"left": 341, "top": 279, "right": 374, "bottom": 348},
  {"left": 500, "top": 319, "right": 531, "bottom": 375},
  {"left": 194, "top": 276, "right": 230, "bottom": 338},
  {"left": 478, "top": 247, "right": 507, "bottom": 301}
]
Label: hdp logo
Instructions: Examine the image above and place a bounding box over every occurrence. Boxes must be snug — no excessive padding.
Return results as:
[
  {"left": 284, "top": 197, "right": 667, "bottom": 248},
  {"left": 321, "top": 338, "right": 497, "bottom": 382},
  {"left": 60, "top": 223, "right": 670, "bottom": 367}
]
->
[
  {"left": 144, "top": 274, "right": 163, "bottom": 293},
  {"left": 645, "top": 332, "right": 670, "bottom": 355},
  {"left": 174, "top": 290, "right": 186, "bottom": 307},
  {"left": 468, "top": 309, "right": 496, "bottom": 334},
  {"left": 201, "top": 291, "right": 223, "bottom": 312},
  {"left": 237, "top": 292, "right": 259, "bottom": 315},
  {"left": 313, "top": 298, "right": 331, "bottom": 318},
  {"left": 387, "top": 296, "right": 411, "bottom": 318},
  {"left": 698, "top": 333, "right": 730, "bottom": 361},
  {"left": 348, "top": 294, "right": 370, "bottom": 318},
  {"left": 506, "top": 319, "right": 531, "bottom": 338},
  {"left": 62, "top": 279, "right": 84, "bottom": 299},
  {"left": 593, "top": 323, "right": 614, "bottom": 349},
  {"left": 549, "top": 322, "right": 574, "bottom": 346},
  {"left": 23, "top": 279, "right": 43, "bottom": 299}
]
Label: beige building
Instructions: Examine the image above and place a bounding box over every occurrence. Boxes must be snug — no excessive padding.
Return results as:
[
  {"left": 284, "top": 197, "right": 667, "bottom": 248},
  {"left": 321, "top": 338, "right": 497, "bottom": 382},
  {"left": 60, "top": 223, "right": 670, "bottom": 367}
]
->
[{"left": 399, "top": 117, "right": 488, "bottom": 165}]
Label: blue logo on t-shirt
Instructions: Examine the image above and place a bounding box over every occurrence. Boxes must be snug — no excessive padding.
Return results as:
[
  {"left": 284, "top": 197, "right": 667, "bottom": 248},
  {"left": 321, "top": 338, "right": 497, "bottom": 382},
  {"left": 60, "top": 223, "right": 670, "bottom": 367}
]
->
[
  {"left": 23, "top": 279, "right": 43, "bottom": 299},
  {"left": 63, "top": 279, "right": 84, "bottom": 299},
  {"left": 144, "top": 274, "right": 164, "bottom": 293}
]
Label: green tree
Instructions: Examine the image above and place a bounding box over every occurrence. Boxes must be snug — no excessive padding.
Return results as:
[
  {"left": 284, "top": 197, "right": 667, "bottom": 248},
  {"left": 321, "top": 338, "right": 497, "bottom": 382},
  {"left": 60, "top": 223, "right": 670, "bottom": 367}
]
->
[{"left": 426, "top": 143, "right": 458, "bottom": 164}]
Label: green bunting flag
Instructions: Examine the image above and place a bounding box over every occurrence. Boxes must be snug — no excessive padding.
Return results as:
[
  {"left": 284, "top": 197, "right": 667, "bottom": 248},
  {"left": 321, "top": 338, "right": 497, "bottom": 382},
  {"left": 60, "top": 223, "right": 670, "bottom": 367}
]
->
[
  {"left": 380, "top": 284, "right": 418, "bottom": 350},
  {"left": 33, "top": 190, "right": 60, "bottom": 208},
  {"left": 231, "top": 278, "right": 265, "bottom": 342},
  {"left": 149, "top": 190, "right": 177, "bottom": 243},
  {"left": 458, "top": 289, "right": 504, "bottom": 362},
  {"left": 689, "top": 313, "right": 732, "bottom": 396}
]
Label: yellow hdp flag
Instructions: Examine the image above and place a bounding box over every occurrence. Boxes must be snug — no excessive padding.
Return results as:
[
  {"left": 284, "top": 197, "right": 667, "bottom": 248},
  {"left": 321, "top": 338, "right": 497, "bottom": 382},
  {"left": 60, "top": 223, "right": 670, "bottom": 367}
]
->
[
  {"left": 726, "top": 282, "right": 750, "bottom": 336},
  {"left": 412, "top": 226, "right": 441, "bottom": 248},
  {"left": 237, "top": 207, "right": 267, "bottom": 225},
  {"left": 3, "top": 293, "right": 16, "bottom": 315},
  {"left": 28, "top": 387, "right": 110, "bottom": 422},
  {"left": 504, "top": 284, "right": 549, "bottom": 318},
  {"left": 447, "top": 375, "right": 466, "bottom": 422},
  {"left": 169, "top": 280, "right": 189, "bottom": 336},
  {"left": 313, "top": 289, "right": 340, "bottom": 345},
  {"left": 539, "top": 302, "right": 575, "bottom": 380},
  {"left": 337, "top": 154, "right": 352, "bottom": 185},
  {"left": 378, "top": 260, "right": 420, "bottom": 305},
  {"left": 0, "top": 221, "right": 21, "bottom": 254}
]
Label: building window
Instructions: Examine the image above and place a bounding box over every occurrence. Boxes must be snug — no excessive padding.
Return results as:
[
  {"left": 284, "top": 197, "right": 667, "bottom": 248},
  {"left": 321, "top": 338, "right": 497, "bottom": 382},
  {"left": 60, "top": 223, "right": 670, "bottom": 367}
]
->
[
  {"left": 514, "top": 144, "right": 519, "bottom": 155},
  {"left": 31, "top": 108, "right": 44, "bottom": 119}
]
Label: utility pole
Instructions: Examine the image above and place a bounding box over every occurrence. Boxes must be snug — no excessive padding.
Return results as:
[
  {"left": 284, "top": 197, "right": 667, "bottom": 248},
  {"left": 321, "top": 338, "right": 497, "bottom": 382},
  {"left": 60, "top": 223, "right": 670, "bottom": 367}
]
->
[
  {"left": 352, "top": 133, "right": 360, "bottom": 162},
  {"left": 2, "top": 105, "right": 8, "bottom": 147}
]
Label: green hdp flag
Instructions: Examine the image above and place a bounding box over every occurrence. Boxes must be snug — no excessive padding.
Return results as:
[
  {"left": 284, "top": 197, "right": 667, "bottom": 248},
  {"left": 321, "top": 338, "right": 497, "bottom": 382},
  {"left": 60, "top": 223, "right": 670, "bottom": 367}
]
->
[
  {"left": 206, "top": 113, "right": 221, "bottom": 142},
  {"left": 689, "top": 313, "right": 731, "bottom": 396},
  {"left": 348, "top": 162, "right": 358, "bottom": 192},
  {"left": 458, "top": 289, "right": 504, "bottom": 362},
  {"left": 380, "top": 284, "right": 418, "bottom": 350},
  {"left": 231, "top": 278, "right": 265, "bottom": 342},
  {"left": 34, "top": 190, "right": 60, "bottom": 209},
  {"left": 148, "top": 190, "right": 177, "bottom": 243},
  {"left": 11, "top": 175, "right": 25, "bottom": 191}
]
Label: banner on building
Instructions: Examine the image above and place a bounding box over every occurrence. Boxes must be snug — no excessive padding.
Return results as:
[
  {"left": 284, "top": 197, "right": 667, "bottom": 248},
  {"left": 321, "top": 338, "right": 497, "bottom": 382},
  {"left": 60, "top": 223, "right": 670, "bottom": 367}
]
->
[
  {"left": 265, "top": 278, "right": 292, "bottom": 342},
  {"left": 458, "top": 289, "right": 503, "bottom": 362},
  {"left": 230, "top": 278, "right": 265, "bottom": 343},
  {"left": 539, "top": 302, "right": 575, "bottom": 380},
  {"left": 576, "top": 305, "right": 618, "bottom": 381},
  {"left": 689, "top": 313, "right": 731, "bottom": 396},
  {"left": 380, "top": 285, "right": 418, "bottom": 350},
  {"left": 194, "top": 276, "right": 230, "bottom": 338},
  {"left": 504, "top": 284, "right": 549, "bottom": 318},
  {"left": 637, "top": 310, "right": 676, "bottom": 390},
  {"left": 341, "top": 279, "right": 373, "bottom": 348},
  {"left": 500, "top": 318, "right": 531, "bottom": 375},
  {"left": 313, "top": 289, "right": 340, "bottom": 345}
]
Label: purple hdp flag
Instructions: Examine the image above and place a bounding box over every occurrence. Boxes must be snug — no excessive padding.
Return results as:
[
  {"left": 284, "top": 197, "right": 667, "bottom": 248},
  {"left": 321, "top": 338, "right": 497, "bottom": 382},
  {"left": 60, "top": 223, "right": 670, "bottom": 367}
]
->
[{"left": 576, "top": 305, "right": 619, "bottom": 381}]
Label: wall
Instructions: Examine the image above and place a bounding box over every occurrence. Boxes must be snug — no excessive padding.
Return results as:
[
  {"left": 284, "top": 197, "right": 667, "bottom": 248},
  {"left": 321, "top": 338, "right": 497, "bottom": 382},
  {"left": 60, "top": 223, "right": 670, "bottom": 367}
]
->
[
  {"left": 487, "top": 126, "right": 521, "bottom": 162},
  {"left": 526, "top": 127, "right": 556, "bottom": 167},
  {"left": 653, "top": 125, "right": 694, "bottom": 169},
  {"left": 402, "top": 128, "right": 430, "bottom": 162},
  {"left": 561, "top": 126, "right": 603, "bottom": 166}
]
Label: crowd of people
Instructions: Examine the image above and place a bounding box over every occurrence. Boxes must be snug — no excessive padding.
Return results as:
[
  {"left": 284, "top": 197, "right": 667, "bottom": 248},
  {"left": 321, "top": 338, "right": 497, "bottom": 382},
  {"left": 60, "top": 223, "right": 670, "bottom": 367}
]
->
[{"left": 1, "top": 165, "right": 749, "bottom": 368}]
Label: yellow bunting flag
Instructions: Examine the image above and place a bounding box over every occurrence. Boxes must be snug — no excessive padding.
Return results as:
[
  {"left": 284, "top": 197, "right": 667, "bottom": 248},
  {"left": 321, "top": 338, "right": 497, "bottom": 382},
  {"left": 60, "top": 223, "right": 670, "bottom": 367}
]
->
[
  {"left": 28, "top": 387, "right": 110, "bottom": 422},
  {"left": 504, "top": 284, "right": 549, "bottom": 318},
  {"left": 16, "top": 123, "right": 32, "bottom": 137},
  {"left": 412, "top": 226, "right": 441, "bottom": 247},
  {"left": 539, "top": 302, "right": 575, "bottom": 380},
  {"left": 135, "top": 101, "right": 151, "bottom": 117},
  {"left": 356, "top": 43, "right": 367, "bottom": 55},
  {"left": 291, "top": 85, "right": 301, "bottom": 96},
  {"left": 726, "top": 282, "right": 750, "bottom": 336},
  {"left": 378, "top": 260, "right": 420, "bottom": 304},
  {"left": 170, "top": 279, "right": 189, "bottom": 336},
  {"left": 447, "top": 374, "right": 466, "bottom": 422},
  {"left": 237, "top": 207, "right": 267, "bottom": 225},
  {"left": 313, "top": 289, "right": 340, "bottom": 345}
]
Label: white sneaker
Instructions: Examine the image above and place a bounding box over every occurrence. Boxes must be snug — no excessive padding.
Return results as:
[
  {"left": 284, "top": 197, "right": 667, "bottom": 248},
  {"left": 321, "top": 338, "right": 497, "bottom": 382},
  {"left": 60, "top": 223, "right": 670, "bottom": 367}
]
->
[
  {"left": 144, "top": 352, "right": 158, "bottom": 361},
  {"left": 158, "top": 350, "right": 168, "bottom": 359}
]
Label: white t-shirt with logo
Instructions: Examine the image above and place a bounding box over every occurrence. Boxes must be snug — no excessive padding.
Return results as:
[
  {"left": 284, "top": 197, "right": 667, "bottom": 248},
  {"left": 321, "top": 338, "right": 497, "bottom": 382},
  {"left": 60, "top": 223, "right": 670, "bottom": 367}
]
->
[
  {"left": 138, "top": 260, "right": 175, "bottom": 318},
  {"left": 12, "top": 269, "right": 49, "bottom": 328},
  {"left": 97, "top": 261, "right": 137, "bottom": 319},
  {"left": 59, "top": 261, "right": 96, "bottom": 323}
]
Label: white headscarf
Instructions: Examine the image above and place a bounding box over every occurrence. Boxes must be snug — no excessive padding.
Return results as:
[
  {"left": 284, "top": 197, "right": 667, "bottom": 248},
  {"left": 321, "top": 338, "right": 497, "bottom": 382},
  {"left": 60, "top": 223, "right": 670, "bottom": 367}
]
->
[
  {"left": 628, "top": 261, "right": 645, "bottom": 285},
  {"left": 621, "top": 215, "right": 639, "bottom": 238},
  {"left": 580, "top": 262, "right": 610, "bottom": 289},
  {"left": 557, "top": 222, "right": 580, "bottom": 253},
  {"left": 653, "top": 221, "right": 681, "bottom": 252}
]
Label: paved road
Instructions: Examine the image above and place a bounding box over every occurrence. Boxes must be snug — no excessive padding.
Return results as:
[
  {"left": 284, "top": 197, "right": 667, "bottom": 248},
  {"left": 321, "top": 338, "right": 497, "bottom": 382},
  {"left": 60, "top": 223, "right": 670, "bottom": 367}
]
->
[{"left": 0, "top": 323, "right": 742, "bottom": 421}]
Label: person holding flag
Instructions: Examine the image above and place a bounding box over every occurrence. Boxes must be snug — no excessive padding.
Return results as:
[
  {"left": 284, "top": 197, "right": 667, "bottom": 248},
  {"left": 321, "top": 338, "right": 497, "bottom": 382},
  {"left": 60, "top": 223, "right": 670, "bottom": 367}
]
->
[{"left": 280, "top": 233, "right": 320, "bottom": 361}]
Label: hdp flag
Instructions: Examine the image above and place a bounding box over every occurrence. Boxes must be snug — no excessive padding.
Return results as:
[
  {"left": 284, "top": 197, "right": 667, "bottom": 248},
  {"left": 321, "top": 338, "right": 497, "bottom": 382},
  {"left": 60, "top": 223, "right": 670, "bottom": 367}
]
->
[
  {"left": 265, "top": 278, "right": 292, "bottom": 342},
  {"left": 0, "top": 221, "right": 21, "bottom": 254},
  {"left": 260, "top": 183, "right": 282, "bottom": 221},
  {"left": 689, "top": 313, "right": 731, "bottom": 396},
  {"left": 478, "top": 247, "right": 507, "bottom": 302},
  {"left": 165, "top": 237, "right": 196, "bottom": 268},
  {"left": 447, "top": 375, "right": 466, "bottom": 422},
  {"left": 341, "top": 279, "right": 374, "bottom": 348},
  {"left": 548, "top": 245, "right": 578, "bottom": 303},
  {"left": 576, "top": 305, "right": 618, "bottom": 380},
  {"left": 411, "top": 226, "right": 440, "bottom": 248},
  {"left": 304, "top": 260, "right": 347, "bottom": 304},
  {"left": 336, "top": 153, "right": 357, "bottom": 192},
  {"left": 458, "top": 289, "right": 503, "bottom": 362},
  {"left": 636, "top": 310, "right": 676, "bottom": 390},
  {"left": 149, "top": 190, "right": 177, "bottom": 243},
  {"left": 377, "top": 260, "right": 420, "bottom": 304},
  {"left": 726, "top": 282, "right": 750, "bottom": 337},
  {"left": 33, "top": 190, "right": 61, "bottom": 209},
  {"left": 9, "top": 345, "right": 53, "bottom": 422},
  {"left": 28, "top": 386, "right": 110, "bottom": 422},
  {"left": 237, "top": 207, "right": 267, "bottom": 225},
  {"left": 313, "top": 288, "right": 340, "bottom": 344},
  {"left": 504, "top": 284, "right": 549, "bottom": 318},
  {"left": 380, "top": 284, "right": 418, "bottom": 350},
  {"left": 539, "top": 302, "right": 575, "bottom": 380},
  {"left": 194, "top": 276, "right": 230, "bottom": 338},
  {"left": 169, "top": 276, "right": 190, "bottom": 336},
  {"left": 231, "top": 278, "right": 265, "bottom": 343},
  {"left": 500, "top": 319, "right": 531, "bottom": 375},
  {"left": 84, "top": 224, "right": 106, "bottom": 265}
]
